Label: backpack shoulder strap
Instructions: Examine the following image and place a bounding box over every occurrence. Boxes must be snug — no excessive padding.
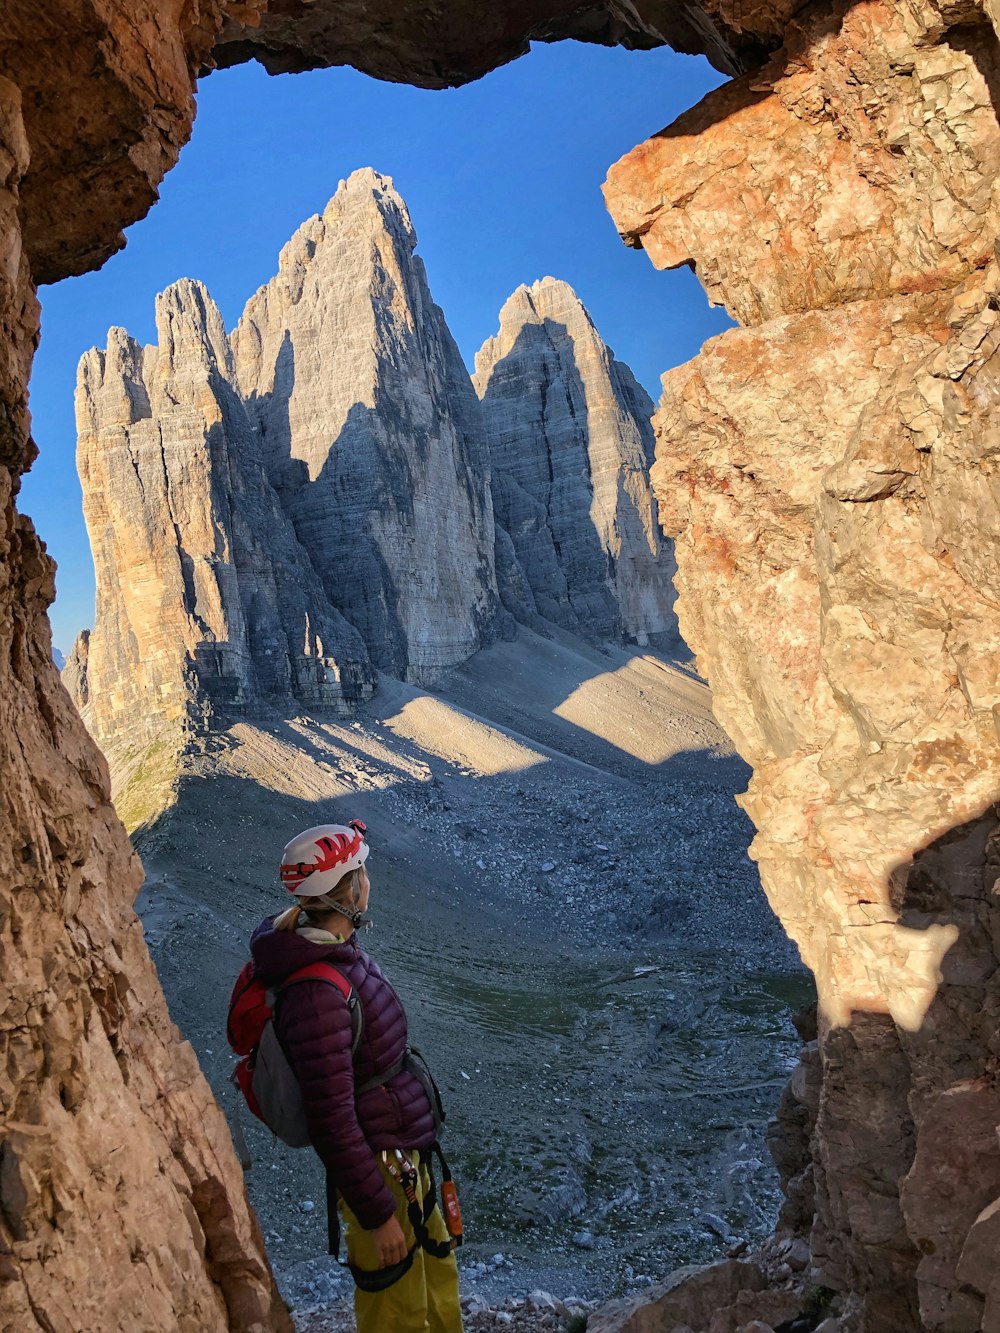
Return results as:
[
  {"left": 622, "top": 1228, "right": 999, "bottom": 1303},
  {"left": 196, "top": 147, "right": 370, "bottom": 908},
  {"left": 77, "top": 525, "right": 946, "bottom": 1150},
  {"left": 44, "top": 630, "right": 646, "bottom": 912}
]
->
[{"left": 277, "top": 961, "right": 363, "bottom": 1055}]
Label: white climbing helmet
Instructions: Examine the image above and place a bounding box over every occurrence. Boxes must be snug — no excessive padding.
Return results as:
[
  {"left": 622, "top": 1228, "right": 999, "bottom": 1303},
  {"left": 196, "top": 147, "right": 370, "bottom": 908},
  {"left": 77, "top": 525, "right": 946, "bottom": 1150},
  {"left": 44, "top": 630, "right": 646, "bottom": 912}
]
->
[{"left": 279, "top": 820, "right": 369, "bottom": 897}]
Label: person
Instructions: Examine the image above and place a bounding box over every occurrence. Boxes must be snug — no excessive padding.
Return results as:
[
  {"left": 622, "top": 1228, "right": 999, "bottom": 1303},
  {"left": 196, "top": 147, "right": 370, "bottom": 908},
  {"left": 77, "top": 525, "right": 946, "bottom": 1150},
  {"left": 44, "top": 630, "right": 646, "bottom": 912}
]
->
[{"left": 248, "top": 819, "right": 464, "bottom": 1333}]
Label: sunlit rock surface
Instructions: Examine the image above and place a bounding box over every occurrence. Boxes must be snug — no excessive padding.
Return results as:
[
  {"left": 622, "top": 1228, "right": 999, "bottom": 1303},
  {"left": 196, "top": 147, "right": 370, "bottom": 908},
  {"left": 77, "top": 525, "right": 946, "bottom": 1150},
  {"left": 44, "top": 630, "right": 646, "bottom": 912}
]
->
[
  {"left": 474, "top": 277, "right": 678, "bottom": 645},
  {"left": 0, "top": 73, "right": 288, "bottom": 1333},
  {"left": 232, "top": 168, "right": 505, "bottom": 683},
  {"left": 4, "top": 0, "right": 1000, "bottom": 1326},
  {"left": 74, "top": 278, "right": 374, "bottom": 748},
  {"left": 604, "top": 1, "right": 1000, "bottom": 1329}
]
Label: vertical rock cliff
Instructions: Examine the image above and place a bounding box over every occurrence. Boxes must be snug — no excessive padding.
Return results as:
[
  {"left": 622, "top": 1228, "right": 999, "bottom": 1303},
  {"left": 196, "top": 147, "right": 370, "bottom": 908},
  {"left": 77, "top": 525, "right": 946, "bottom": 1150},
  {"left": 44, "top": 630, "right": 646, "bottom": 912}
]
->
[
  {"left": 0, "top": 44, "right": 289, "bottom": 1333},
  {"left": 232, "top": 168, "right": 505, "bottom": 683},
  {"left": 71, "top": 180, "right": 674, "bottom": 759},
  {"left": 474, "top": 277, "right": 677, "bottom": 644},
  {"left": 6, "top": 1, "right": 1000, "bottom": 1329},
  {"left": 604, "top": 2, "right": 1000, "bottom": 1330},
  {"left": 74, "top": 277, "right": 374, "bottom": 749}
]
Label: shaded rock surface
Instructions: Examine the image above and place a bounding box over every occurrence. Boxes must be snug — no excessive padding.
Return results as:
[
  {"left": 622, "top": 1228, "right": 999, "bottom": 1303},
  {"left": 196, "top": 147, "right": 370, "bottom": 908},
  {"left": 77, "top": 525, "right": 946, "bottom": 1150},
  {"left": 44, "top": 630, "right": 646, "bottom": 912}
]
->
[
  {"left": 474, "top": 277, "right": 678, "bottom": 645},
  {"left": 232, "top": 168, "right": 505, "bottom": 684}
]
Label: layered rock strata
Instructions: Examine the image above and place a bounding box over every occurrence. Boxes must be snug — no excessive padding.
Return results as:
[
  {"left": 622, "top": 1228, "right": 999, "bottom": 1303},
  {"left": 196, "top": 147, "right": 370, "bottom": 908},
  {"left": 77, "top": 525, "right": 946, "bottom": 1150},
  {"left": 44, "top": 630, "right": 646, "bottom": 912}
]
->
[
  {"left": 72, "top": 178, "right": 673, "bottom": 750},
  {"left": 604, "top": 2, "right": 1000, "bottom": 1329},
  {"left": 74, "top": 277, "right": 374, "bottom": 747},
  {"left": 232, "top": 169, "right": 505, "bottom": 683},
  {"left": 474, "top": 277, "right": 677, "bottom": 644},
  {"left": 0, "top": 73, "right": 288, "bottom": 1333},
  {"left": 3, "top": 0, "right": 1000, "bottom": 1329}
]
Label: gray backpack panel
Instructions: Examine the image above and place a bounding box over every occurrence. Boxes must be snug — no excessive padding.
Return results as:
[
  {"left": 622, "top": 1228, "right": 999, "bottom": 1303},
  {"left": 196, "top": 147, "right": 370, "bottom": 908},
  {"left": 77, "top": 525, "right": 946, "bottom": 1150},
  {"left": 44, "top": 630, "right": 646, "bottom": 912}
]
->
[{"left": 252, "top": 1021, "right": 312, "bottom": 1148}]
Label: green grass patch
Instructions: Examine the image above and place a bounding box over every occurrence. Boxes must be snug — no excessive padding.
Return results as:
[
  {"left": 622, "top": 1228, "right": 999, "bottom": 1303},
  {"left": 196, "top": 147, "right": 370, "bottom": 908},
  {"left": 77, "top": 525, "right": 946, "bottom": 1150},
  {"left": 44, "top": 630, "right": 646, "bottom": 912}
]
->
[{"left": 106, "top": 731, "right": 184, "bottom": 836}]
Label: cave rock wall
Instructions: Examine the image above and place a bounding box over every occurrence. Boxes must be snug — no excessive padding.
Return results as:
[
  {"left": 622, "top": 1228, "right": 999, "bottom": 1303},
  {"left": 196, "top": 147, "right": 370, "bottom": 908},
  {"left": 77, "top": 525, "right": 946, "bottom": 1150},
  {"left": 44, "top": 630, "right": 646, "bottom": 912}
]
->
[
  {"left": 0, "top": 68, "right": 289, "bottom": 1333},
  {"left": 604, "top": 2, "right": 1000, "bottom": 1329},
  {"left": 3, "top": 0, "right": 1000, "bottom": 1328}
]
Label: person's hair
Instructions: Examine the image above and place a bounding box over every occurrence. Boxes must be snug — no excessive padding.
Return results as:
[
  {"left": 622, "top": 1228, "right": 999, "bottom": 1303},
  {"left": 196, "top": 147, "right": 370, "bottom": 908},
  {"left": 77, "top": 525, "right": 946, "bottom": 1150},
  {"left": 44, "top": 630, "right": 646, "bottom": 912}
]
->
[{"left": 274, "top": 866, "right": 364, "bottom": 932}]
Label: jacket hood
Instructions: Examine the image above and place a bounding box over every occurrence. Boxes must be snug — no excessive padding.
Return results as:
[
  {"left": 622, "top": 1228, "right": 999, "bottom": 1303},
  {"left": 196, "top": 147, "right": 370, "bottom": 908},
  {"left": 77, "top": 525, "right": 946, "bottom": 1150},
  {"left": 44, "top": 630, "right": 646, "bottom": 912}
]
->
[{"left": 250, "top": 914, "right": 359, "bottom": 982}]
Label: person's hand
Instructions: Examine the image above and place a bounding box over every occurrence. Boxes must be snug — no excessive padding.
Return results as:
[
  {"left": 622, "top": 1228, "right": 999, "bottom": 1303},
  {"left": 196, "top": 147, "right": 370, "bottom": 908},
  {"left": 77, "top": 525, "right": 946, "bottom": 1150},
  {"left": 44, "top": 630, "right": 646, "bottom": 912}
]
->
[{"left": 372, "top": 1214, "right": 408, "bottom": 1268}]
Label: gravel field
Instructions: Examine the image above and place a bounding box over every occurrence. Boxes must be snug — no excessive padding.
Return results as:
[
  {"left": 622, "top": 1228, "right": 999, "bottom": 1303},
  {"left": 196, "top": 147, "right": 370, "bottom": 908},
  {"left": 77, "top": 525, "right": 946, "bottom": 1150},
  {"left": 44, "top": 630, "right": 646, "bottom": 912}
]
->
[{"left": 129, "top": 627, "right": 809, "bottom": 1324}]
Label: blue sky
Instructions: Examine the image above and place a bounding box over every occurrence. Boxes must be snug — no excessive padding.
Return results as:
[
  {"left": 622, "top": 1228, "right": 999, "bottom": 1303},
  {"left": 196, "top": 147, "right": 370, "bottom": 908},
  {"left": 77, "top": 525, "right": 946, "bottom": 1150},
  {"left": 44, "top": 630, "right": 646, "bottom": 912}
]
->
[{"left": 23, "top": 42, "right": 730, "bottom": 655}]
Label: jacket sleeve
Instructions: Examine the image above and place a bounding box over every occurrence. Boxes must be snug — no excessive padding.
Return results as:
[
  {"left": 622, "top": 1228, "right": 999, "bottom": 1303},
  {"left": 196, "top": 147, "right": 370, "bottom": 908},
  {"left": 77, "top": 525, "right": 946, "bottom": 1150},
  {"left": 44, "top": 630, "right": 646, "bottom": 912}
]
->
[{"left": 277, "top": 981, "right": 396, "bottom": 1230}]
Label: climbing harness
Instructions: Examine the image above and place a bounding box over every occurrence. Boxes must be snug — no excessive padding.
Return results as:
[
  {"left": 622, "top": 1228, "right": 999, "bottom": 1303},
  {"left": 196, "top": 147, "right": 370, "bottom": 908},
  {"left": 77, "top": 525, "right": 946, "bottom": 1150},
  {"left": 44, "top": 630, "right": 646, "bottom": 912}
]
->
[{"left": 343, "top": 1143, "right": 463, "bottom": 1293}]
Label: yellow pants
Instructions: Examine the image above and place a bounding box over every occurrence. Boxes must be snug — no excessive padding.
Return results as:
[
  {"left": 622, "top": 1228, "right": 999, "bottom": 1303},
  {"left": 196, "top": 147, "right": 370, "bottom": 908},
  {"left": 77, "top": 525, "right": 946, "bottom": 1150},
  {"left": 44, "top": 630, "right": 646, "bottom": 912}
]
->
[{"left": 340, "top": 1151, "right": 464, "bottom": 1333}]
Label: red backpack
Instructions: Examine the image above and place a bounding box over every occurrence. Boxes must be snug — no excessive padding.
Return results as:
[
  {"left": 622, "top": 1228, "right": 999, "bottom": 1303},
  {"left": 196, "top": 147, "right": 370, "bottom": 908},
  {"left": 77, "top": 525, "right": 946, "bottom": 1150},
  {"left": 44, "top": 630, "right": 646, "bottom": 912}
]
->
[{"left": 227, "top": 960, "right": 362, "bottom": 1144}]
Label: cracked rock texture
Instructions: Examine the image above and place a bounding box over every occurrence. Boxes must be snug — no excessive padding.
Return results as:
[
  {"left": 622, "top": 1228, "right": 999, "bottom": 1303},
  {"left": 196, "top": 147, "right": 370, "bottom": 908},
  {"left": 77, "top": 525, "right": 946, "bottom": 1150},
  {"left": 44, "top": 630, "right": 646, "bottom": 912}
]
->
[
  {"left": 0, "top": 1, "right": 705, "bottom": 1325},
  {"left": 4, "top": 0, "right": 1000, "bottom": 1329},
  {"left": 232, "top": 169, "right": 505, "bottom": 684},
  {"left": 0, "top": 71, "right": 289, "bottom": 1333},
  {"left": 71, "top": 178, "right": 670, "bottom": 754},
  {"left": 73, "top": 277, "right": 374, "bottom": 750},
  {"left": 604, "top": 1, "right": 1000, "bottom": 1330},
  {"left": 474, "top": 277, "right": 678, "bottom": 645}
]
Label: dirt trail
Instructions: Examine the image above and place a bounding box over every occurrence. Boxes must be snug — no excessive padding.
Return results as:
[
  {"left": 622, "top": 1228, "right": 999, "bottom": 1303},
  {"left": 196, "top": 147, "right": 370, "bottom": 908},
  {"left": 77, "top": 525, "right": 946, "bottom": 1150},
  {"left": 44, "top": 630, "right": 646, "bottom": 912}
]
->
[{"left": 131, "top": 628, "right": 808, "bottom": 1320}]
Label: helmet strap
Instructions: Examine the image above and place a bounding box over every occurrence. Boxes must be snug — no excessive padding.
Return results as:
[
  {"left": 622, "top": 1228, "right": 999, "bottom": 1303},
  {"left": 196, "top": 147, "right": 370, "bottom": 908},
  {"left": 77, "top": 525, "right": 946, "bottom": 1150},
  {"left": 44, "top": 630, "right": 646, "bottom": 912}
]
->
[{"left": 327, "top": 900, "right": 373, "bottom": 932}]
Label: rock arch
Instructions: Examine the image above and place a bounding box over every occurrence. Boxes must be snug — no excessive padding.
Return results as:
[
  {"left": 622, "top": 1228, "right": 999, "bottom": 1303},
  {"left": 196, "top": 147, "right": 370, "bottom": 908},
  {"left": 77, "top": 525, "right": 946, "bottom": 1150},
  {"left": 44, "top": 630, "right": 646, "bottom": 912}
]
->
[{"left": 1, "top": 3, "right": 998, "bottom": 1329}]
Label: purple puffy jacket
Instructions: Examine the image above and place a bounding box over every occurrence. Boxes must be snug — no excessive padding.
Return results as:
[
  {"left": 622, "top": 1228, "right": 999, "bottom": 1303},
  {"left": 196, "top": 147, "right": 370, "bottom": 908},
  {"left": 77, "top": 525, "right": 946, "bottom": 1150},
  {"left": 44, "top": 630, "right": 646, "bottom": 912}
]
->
[{"left": 250, "top": 917, "right": 437, "bottom": 1229}]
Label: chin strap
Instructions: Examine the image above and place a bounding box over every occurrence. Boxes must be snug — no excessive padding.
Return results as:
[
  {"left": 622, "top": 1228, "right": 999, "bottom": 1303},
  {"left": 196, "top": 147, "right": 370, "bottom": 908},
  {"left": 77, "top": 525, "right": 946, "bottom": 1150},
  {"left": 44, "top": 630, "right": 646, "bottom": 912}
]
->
[{"left": 328, "top": 901, "right": 373, "bottom": 931}]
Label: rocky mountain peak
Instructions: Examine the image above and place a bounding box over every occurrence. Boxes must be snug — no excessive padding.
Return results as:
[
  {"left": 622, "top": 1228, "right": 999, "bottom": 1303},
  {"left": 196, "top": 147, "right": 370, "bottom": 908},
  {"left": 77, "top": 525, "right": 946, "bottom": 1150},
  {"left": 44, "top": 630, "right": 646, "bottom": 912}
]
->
[
  {"left": 70, "top": 174, "right": 677, "bottom": 753},
  {"left": 322, "top": 166, "right": 414, "bottom": 234},
  {"left": 474, "top": 276, "right": 676, "bottom": 644},
  {"left": 486, "top": 274, "right": 600, "bottom": 339},
  {"left": 231, "top": 172, "right": 505, "bottom": 682},
  {"left": 154, "top": 277, "right": 234, "bottom": 383}
]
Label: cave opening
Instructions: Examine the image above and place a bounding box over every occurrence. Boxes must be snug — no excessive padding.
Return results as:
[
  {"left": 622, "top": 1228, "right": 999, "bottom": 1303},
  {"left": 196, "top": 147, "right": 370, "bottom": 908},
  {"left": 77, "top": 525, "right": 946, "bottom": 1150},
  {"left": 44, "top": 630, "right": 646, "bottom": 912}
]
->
[
  {"left": 16, "top": 31, "right": 811, "bottom": 1319},
  {"left": 6, "top": 4, "right": 1000, "bottom": 1331}
]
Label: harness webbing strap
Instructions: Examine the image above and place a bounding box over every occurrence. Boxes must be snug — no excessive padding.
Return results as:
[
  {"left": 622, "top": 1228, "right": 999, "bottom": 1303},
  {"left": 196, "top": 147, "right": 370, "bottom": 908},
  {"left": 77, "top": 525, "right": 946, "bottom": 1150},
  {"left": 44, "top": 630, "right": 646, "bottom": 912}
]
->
[
  {"left": 349, "top": 1247, "right": 417, "bottom": 1292},
  {"left": 355, "top": 1052, "right": 405, "bottom": 1097},
  {"left": 335, "top": 1147, "right": 455, "bottom": 1291}
]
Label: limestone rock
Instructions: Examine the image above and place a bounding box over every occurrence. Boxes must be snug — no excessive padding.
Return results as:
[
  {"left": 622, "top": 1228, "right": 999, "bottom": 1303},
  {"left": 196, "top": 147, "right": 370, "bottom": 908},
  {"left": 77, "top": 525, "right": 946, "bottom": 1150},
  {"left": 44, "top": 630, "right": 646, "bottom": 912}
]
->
[
  {"left": 604, "top": 3, "right": 1000, "bottom": 1330},
  {"left": 233, "top": 169, "right": 506, "bottom": 683},
  {"left": 62, "top": 627, "right": 89, "bottom": 708},
  {"left": 474, "top": 277, "right": 678, "bottom": 645},
  {"left": 766, "top": 1035, "right": 821, "bottom": 1238},
  {"left": 72, "top": 181, "right": 673, "bottom": 751},
  {"left": 901, "top": 1081, "right": 1000, "bottom": 1331},
  {"left": 0, "top": 72, "right": 286, "bottom": 1333},
  {"left": 604, "top": 0, "right": 1000, "bottom": 326},
  {"left": 211, "top": 1, "right": 773, "bottom": 86},
  {"left": 74, "top": 277, "right": 374, "bottom": 748},
  {"left": 957, "top": 1194, "right": 1000, "bottom": 1333},
  {"left": 5, "top": 0, "right": 1000, "bottom": 1327},
  {"left": 588, "top": 1259, "right": 780, "bottom": 1333}
]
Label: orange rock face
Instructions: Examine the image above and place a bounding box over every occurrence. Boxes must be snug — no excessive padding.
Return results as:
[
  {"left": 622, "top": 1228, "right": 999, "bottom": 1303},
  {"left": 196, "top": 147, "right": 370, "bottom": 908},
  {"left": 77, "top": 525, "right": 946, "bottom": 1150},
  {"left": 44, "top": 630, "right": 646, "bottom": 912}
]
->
[
  {"left": 605, "top": 0, "right": 1000, "bottom": 323},
  {"left": 3, "top": 0, "right": 1000, "bottom": 1328},
  {"left": 605, "top": 2, "right": 1000, "bottom": 1329},
  {"left": 0, "top": 4, "right": 799, "bottom": 1328},
  {"left": 0, "top": 59, "right": 291, "bottom": 1333}
]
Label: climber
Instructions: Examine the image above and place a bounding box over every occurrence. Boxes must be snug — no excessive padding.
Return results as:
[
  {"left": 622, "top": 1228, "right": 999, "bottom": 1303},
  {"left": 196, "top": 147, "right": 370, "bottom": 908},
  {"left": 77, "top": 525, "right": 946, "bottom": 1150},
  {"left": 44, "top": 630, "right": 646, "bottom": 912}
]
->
[{"left": 245, "top": 819, "right": 464, "bottom": 1333}]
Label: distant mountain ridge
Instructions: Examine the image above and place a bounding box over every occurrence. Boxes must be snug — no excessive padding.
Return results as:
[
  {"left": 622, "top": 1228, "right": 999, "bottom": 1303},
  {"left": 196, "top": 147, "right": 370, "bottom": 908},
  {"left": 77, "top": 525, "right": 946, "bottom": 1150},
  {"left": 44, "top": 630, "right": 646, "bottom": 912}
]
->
[{"left": 67, "top": 169, "right": 677, "bottom": 750}]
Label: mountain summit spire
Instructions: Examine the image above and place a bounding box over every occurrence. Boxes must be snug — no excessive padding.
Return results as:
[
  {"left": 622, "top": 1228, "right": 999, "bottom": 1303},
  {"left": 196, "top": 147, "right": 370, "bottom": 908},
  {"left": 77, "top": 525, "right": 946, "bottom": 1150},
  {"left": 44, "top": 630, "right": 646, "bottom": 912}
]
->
[
  {"left": 474, "top": 276, "right": 677, "bottom": 644},
  {"left": 69, "top": 174, "right": 678, "bottom": 751}
]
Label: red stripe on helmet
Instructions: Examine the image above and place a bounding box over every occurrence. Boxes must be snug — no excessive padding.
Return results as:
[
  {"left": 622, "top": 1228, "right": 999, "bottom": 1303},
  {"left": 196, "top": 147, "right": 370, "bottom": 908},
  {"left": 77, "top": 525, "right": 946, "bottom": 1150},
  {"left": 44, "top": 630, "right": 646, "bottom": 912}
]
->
[{"left": 280, "top": 828, "right": 364, "bottom": 894}]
